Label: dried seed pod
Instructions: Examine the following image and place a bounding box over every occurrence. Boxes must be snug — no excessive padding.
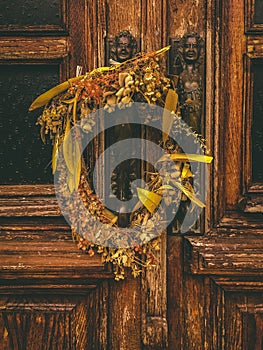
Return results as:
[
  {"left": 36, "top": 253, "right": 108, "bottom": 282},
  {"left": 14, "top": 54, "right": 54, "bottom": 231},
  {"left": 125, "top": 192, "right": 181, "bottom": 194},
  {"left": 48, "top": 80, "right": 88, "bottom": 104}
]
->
[
  {"left": 119, "top": 72, "right": 129, "bottom": 87},
  {"left": 127, "top": 80, "right": 135, "bottom": 87},
  {"left": 123, "top": 87, "right": 131, "bottom": 96},
  {"left": 124, "top": 75, "right": 133, "bottom": 86},
  {"left": 107, "top": 95, "right": 117, "bottom": 106},
  {"left": 116, "top": 87, "right": 125, "bottom": 97},
  {"left": 103, "top": 90, "right": 115, "bottom": 98},
  {"left": 121, "top": 96, "right": 131, "bottom": 104}
]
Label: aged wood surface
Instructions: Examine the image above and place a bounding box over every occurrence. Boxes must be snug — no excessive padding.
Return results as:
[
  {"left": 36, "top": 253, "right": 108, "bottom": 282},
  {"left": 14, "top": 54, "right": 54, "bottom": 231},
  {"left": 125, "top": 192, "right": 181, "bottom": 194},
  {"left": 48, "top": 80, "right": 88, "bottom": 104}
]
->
[
  {"left": 142, "top": 232, "right": 167, "bottom": 349},
  {"left": 167, "top": 236, "right": 184, "bottom": 350},
  {"left": 141, "top": 0, "right": 167, "bottom": 52},
  {"left": 106, "top": 0, "right": 141, "bottom": 40},
  {"left": 0, "top": 185, "right": 55, "bottom": 196},
  {"left": 0, "top": 185, "right": 58, "bottom": 216},
  {"left": 216, "top": 212, "right": 263, "bottom": 231},
  {"left": 168, "top": 0, "right": 206, "bottom": 37},
  {"left": 0, "top": 197, "right": 60, "bottom": 217},
  {"left": 0, "top": 294, "right": 102, "bottom": 350},
  {"left": 108, "top": 274, "right": 141, "bottom": 350},
  {"left": 223, "top": 0, "right": 246, "bottom": 209},
  {"left": 68, "top": 0, "right": 88, "bottom": 76},
  {"left": 185, "top": 235, "right": 263, "bottom": 275},
  {"left": 87, "top": 281, "right": 108, "bottom": 349},
  {"left": 205, "top": 0, "right": 217, "bottom": 229},
  {"left": 0, "top": 225, "right": 112, "bottom": 291},
  {"left": 248, "top": 36, "right": 263, "bottom": 56},
  {"left": 183, "top": 274, "right": 205, "bottom": 349},
  {"left": 86, "top": 0, "right": 107, "bottom": 70},
  {"left": 0, "top": 38, "right": 68, "bottom": 60}
]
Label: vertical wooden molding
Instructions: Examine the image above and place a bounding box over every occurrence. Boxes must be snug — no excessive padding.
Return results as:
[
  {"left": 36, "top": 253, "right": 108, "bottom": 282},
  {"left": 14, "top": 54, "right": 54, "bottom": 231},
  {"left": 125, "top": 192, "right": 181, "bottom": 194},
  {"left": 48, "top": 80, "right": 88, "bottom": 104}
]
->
[
  {"left": 108, "top": 276, "right": 141, "bottom": 350},
  {"left": 205, "top": 0, "right": 216, "bottom": 230},
  {"left": 167, "top": 236, "right": 184, "bottom": 349},
  {"left": 142, "top": 232, "right": 168, "bottom": 349},
  {"left": 69, "top": 0, "right": 88, "bottom": 76},
  {"left": 87, "top": 281, "right": 108, "bottom": 349},
  {"left": 141, "top": 0, "right": 167, "bottom": 52},
  {"left": 223, "top": 0, "right": 246, "bottom": 208},
  {"left": 86, "top": 0, "right": 107, "bottom": 70}
]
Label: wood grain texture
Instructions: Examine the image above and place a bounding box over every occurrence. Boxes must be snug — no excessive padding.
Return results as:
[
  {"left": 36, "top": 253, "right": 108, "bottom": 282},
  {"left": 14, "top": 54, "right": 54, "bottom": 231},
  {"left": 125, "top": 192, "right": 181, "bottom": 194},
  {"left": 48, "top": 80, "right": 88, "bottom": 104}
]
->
[
  {"left": 108, "top": 274, "right": 141, "bottom": 350},
  {"left": 0, "top": 197, "right": 60, "bottom": 217},
  {"left": 106, "top": 0, "right": 141, "bottom": 40},
  {"left": 242, "top": 52, "right": 263, "bottom": 214},
  {"left": 86, "top": 0, "right": 107, "bottom": 70},
  {"left": 0, "top": 185, "right": 58, "bottom": 217},
  {"left": 0, "top": 224, "right": 112, "bottom": 289},
  {"left": 167, "top": 236, "right": 184, "bottom": 350},
  {"left": 239, "top": 302, "right": 263, "bottom": 350},
  {"left": 224, "top": 293, "right": 244, "bottom": 350},
  {"left": 141, "top": 0, "right": 167, "bottom": 52},
  {"left": 69, "top": 0, "right": 87, "bottom": 76},
  {"left": 1, "top": 1, "right": 263, "bottom": 349},
  {"left": 0, "top": 38, "right": 68, "bottom": 59},
  {"left": 202, "top": 278, "right": 225, "bottom": 350},
  {"left": 183, "top": 274, "right": 205, "bottom": 349},
  {"left": 0, "top": 295, "right": 96, "bottom": 350},
  {"left": 222, "top": 0, "right": 246, "bottom": 208},
  {"left": 205, "top": 0, "right": 218, "bottom": 229},
  {"left": 168, "top": 0, "right": 206, "bottom": 37},
  {"left": 142, "top": 232, "right": 168, "bottom": 349},
  {"left": 86, "top": 281, "right": 108, "bottom": 349},
  {"left": 185, "top": 235, "right": 263, "bottom": 275},
  {"left": 248, "top": 36, "right": 263, "bottom": 57}
]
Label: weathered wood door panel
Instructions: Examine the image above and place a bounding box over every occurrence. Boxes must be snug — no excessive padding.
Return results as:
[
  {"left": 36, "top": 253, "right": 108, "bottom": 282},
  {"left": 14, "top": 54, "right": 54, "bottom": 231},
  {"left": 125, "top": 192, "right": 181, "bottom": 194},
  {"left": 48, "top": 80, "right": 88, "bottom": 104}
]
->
[{"left": 0, "top": 0, "right": 262, "bottom": 349}]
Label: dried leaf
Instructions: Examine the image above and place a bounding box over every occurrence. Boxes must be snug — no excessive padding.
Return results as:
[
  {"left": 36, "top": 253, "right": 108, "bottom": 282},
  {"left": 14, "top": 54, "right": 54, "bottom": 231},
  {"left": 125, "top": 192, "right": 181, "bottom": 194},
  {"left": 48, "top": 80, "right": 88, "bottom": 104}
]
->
[
  {"left": 159, "top": 153, "right": 213, "bottom": 163},
  {"left": 158, "top": 185, "right": 174, "bottom": 190},
  {"left": 67, "top": 172, "right": 75, "bottom": 193},
  {"left": 72, "top": 92, "right": 79, "bottom": 124},
  {"left": 137, "top": 187, "right": 162, "bottom": 214},
  {"left": 63, "top": 127, "right": 82, "bottom": 181},
  {"left": 52, "top": 137, "right": 58, "bottom": 174},
  {"left": 63, "top": 120, "right": 74, "bottom": 174},
  {"left": 74, "top": 158, "right": 81, "bottom": 191},
  {"left": 102, "top": 208, "right": 118, "bottom": 224},
  {"left": 61, "top": 97, "right": 76, "bottom": 104},
  {"left": 181, "top": 163, "right": 193, "bottom": 179},
  {"left": 40, "top": 126, "right": 46, "bottom": 143},
  {"left": 162, "top": 89, "right": 178, "bottom": 143},
  {"left": 155, "top": 45, "right": 171, "bottom": 56},
  {"left": 29, "top": 76, "right": 85, "bottom": 111},
  {"left": 172, "top": 181, "right": 205, "bottom": 208}
]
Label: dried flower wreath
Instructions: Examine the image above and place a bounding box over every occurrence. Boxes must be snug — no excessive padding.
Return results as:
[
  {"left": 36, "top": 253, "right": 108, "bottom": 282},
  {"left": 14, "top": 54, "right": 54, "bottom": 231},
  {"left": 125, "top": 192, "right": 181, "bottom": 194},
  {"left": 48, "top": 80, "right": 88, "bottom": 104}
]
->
[{"left": 30, "top": 47, "right": 212, "bottom": 280}]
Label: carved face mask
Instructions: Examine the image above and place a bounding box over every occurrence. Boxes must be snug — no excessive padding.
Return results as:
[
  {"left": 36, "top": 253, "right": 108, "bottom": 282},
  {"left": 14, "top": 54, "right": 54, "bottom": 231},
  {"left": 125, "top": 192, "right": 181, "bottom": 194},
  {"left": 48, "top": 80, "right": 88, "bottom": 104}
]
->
[
  {"left": 183, "top": 37, "right": 199, "bottom": 62},
  {"left": 116, "top": 36, "right": 133, "bottom": 62}
]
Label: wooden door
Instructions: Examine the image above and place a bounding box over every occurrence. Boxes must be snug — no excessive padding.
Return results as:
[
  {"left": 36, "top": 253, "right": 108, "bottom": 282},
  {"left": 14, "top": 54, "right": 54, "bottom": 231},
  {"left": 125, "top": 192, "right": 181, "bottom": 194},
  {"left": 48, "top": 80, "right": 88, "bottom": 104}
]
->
[{"left": 0, "top": 0, "right": 262, "bottom": 349}]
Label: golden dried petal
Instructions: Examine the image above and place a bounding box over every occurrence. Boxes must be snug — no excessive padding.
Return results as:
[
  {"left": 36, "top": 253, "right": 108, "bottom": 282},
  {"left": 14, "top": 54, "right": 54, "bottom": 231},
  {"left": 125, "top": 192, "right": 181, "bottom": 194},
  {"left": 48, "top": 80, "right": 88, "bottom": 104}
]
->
[
  {"left": 102, "top": 208, "right": 118, "bottom": 224},
  {"left": 181, "top": 163, "right": 193, "bottom": 179},
  {"left": 67, "top": 172, "right": 75, "bottom": 193},
  {"left": 52, "top": 137, "right": 59, "bottom": 174},
  {"left": 162, "top": 89, "right": 178, "bottom": 143},
  {"left": 29, "top": 76, "right": 84, "bottom": 111},
  {"left": 107, "top": 95, "right": 117, "bottom": 106},
  {"left": 116, "top": 87, "right": 125, "bottom": 97},
  {"left": 137, "top": 187, "right": 162, "bottom": 214},
  {"left": 172, "top": 181, "right": 205, "bottom": 208},
  {"left": 74, "top": 157, "right": 81, "bottom": 191},
  {"left": 159, "top": 153, "right": 213, "bottom": 163},
  {"left": 119, "top": 72, "right": 129, "bottom": 87}
]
